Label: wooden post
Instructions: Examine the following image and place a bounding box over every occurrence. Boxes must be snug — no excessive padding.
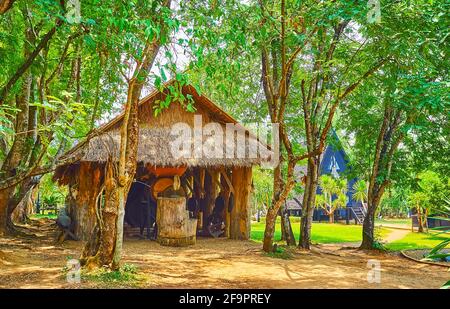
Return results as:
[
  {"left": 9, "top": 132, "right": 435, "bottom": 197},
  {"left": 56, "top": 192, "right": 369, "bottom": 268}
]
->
[
  {"left": 220, "top": 169, "right": 231, "bottom": 238},
  {"left": 204, "top": 169, "right": 220, "bottom": 228},
  {"left": 192, "top": 168, "right": 204, "bottom": 230},
  {"left": 230, "top": 166, "right": 252, "bottom": 240}
]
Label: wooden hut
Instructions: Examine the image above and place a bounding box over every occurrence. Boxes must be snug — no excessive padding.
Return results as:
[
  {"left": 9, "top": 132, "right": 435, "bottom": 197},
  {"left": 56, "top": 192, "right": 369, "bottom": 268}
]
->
[{"left": 53, "top": 82, "right": 272, "bottom": 245}]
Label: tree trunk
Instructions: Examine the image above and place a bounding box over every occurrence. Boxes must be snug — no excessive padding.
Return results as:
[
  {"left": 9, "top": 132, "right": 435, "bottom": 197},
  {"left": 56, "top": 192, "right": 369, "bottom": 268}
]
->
[
  {"left": 360, "top": 102, "right": 406, "bottom": 249},
  {"left": 280, "top": 208, "right": 285, "bottom": 241},
  {"left": 299, "top": 157, "right": 319, "bottom": 249},
  {"left": 12, "top": 185, "right": 36, "bottom": 223},
  {"left": 360, "top": 198, "right": 377, "bottom": 249},
  {"left": 263, "top": 207, "right": 278, "bottom": 251},
  {"left": 81, "top": 5, "right": 168, "bottom": 267},
  {"left": 262, "top": 159, "right": 297, "bottom": 252},
  {"left": 417, "top": 206, "right": 424, "bottom": 233},
  {"left": 0, "top": 53, "right": 32, "bottom": 235},
  {"left": 0, "top": 24, "right": 59, "bottom": 104},
  {"left": 0, "top": 188, "right": 14, "bottom": 235},
  {"left": 68, "top": 163, "right": 102, "bottom": 240},
  {"left": 7, "top": 177, "right": 35, "bottom": 226},
  {"left": 81, "top": 160, "right": 119, "bottom": 270},
  {"left": 280, "top": 203, "right": 295, "bottom": 245},
  {"left": 263, "top": 155, "right": 297, "bottom": 250},
  {"left": 0, "top": 0, "right": 16, "bottom": 14}
]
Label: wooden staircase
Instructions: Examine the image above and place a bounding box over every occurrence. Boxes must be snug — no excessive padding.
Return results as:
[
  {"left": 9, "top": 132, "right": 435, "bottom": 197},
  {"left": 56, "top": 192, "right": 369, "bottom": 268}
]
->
[{"left": 350, "top": 206, "right": 366, "bottom": 224}]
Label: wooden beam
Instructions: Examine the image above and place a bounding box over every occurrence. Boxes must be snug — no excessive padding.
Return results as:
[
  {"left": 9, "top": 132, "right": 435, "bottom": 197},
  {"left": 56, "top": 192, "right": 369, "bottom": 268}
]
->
[
  {"left": 181, "top": 174, "right": 194, "bottom": 196},
  {"left": 220, "top": 169, "right": 231, "bottom": 238},
  {"left": 219, "top": 168, "right": 235, "bottom": 195}
]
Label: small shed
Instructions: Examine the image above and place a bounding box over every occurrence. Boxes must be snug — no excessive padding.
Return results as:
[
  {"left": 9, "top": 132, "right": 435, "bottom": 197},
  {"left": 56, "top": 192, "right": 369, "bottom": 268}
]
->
[{"left": 53, "top": 82, "right": 272, "bottom": 243}]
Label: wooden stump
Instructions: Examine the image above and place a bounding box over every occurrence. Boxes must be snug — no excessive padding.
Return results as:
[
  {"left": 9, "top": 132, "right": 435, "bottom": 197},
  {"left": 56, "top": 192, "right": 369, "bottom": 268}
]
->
[{"left": 156, "top": 197, "right": 197, "bottom": 246}]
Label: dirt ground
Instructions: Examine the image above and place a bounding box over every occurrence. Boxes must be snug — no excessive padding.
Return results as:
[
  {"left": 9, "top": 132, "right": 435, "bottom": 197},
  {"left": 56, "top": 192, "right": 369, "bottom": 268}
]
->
[{"left": 0, "top": 219, "right": 448, "bottom": 289}]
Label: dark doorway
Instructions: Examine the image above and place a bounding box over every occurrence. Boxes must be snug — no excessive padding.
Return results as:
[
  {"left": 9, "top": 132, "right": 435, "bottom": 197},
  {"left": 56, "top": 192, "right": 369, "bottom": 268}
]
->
[{"left": 124, "top": 181, "right": 156, "bottom": 239}]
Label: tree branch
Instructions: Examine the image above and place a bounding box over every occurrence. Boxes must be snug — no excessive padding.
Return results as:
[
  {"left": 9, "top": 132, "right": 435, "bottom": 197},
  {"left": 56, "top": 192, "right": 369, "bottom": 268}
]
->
[
  {"left": 0, "top": 0, "right": 15, "bottom": 14},
  {"left": 0, "top": 23, "right": 62, "bottom": 104}
]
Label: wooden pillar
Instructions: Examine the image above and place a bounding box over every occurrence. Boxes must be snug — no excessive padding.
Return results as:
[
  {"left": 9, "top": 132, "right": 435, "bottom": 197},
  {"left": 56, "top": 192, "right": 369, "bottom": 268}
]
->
[
  {"left": 204, "top": 168, "right": 220, "bottom": 227},
  {"left": 220, "top": 169, "right": 231, "bottom": 238},
  {"left": 192, "top": 168, "right": 204, "bottom": 230},
  {"left": 230, "top": 166, "right": 252, "bottom": 240}
]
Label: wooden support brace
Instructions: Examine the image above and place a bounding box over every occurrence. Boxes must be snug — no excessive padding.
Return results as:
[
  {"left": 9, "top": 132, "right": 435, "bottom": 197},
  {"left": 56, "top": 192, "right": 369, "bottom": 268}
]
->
[{"left": 219, "top": 168, "right": 235, "bottom": 195}]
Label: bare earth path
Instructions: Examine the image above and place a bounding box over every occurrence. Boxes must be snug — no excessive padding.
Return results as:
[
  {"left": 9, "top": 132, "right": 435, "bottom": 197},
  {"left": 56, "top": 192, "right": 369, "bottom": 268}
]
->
[
  {"left": 383, "top": 228, "right": 410, "bottom": 243},
  {"left": 0, "top": 221, "right": 448, "bottom": 289}
]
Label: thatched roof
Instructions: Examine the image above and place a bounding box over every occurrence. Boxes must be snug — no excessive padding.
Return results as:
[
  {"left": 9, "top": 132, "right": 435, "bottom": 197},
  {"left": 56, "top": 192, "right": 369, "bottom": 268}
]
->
[
  {"left": 63, "top": 127, "right": 270, "bottom": 167},
  {"left": 56, "top": 81, "right": 273, "bottom": 170}
]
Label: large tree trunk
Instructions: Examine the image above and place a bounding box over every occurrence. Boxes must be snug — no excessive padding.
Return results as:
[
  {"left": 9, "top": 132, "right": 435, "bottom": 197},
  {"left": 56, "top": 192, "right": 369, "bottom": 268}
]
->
[
  {"left": 112, "top": 76, "right": 146, "bottom": 269},
  {"left": 68, "top": 163, "right": 103, "bottom": 240},
  {"left": 81, "top": 160, "right": 119, "bottom": 270},
  {"left": 360, "top": 196, "right": 379, "bottom": 249},
  {"left": 263, "top": 157, "right": 297, "bottom": 251},
  {"left": 262, "top": 162, "right": 296, "bottom": 252},
  {"left": 360, "top": 102, "right": 406, "bottom": 249},
  {"left": 0, "top": 47, "right": 32, "bottom": 235},
  {"left": 7, "top": 177, "right": 35, "bottom": 226},
  {"left": 81, "top": 4, "right": 168, "bottom": 267},
  {"left": 360, "top": 167, "right": 386, "bottom": 249},
  {"left": 12, "top": 185, "right": 36, "bottom": 223},
  {"left": 299, "top": 156, "right": 319, "bottom": 249},
  {"left": 0, "top": 188, "right": 14, "bottom": 235},
  {"left": 82, "top": 81, "right": 142, "bottom": 270}
]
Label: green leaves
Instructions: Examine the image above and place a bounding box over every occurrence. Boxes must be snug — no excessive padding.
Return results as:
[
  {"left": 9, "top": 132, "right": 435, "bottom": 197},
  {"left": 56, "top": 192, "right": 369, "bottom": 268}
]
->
[
  {"left": 423, "top": 238, "right": 450, "bottom": 263},
  {"left": 352, "top": 180, "right": 367, "bottom": 204}
]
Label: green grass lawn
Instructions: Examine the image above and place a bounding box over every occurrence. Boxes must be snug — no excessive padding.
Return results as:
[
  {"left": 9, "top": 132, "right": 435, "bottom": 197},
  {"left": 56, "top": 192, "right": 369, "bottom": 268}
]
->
[
  {"left": 251, "top": 219, "right": 449, "bottom": 251},
  {"left": 384, "top": 231, "right": 450, "bottom": 251},
  {"left": 375, "top": 218, "right": 411, "bottom": 226},
  {"left": 251, "top": 221, "right": 375, "bottom": 244}
]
